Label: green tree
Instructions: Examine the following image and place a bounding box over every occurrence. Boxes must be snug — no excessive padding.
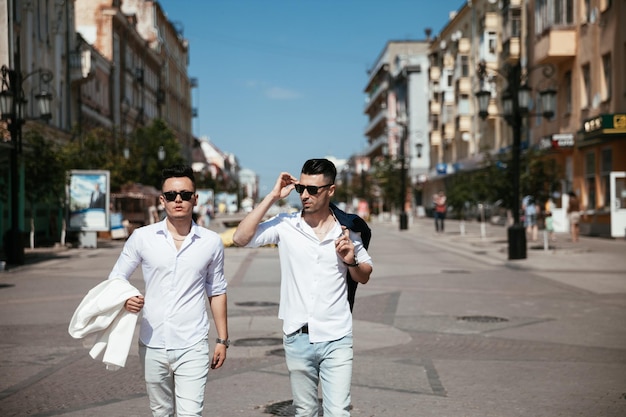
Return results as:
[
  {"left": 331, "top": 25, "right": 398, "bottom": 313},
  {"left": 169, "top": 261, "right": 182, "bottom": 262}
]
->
[
  {"left": 22, "top": 129, "right": 67, "bottom": 246},
  {"left": 61, "top": 126, "right": 130, "bottom": 190},
  {"left": 371, "top": 157, "right": 401, "bottom": 212},
  {"left": 59, "top": 119, "right": 187, "bottom": 192},
  {"left": 126, "top": 119, "right": 185, "bottom": 189}
]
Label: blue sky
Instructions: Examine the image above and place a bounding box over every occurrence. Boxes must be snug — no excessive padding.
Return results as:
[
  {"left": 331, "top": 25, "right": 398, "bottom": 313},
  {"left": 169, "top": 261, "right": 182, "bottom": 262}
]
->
[{"left": 159, "top": 0, "right": 464, "bottom": 195}]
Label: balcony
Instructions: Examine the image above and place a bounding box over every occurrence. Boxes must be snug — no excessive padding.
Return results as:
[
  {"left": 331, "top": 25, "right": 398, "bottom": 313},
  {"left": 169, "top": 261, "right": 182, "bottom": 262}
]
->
[
  {"left": 429, "top": 66, "right": 441, "bottom": 81},
  {"left": 534, "top": 28, "right": 576, "bottom": 64},
  {"left": 364, "top": 79, "right": 389, "bottom": 113},
  {"left": 485, "top": 12, "right": 499, "bottom": 30},
  {"left": 456, "top": 115, "right": 472, "bottom": 132},
  {"left": 364, "top": 109, "right": 388, "bottom": 136},
  {"left": 502, "top": 37, "right": 520, "bottom": 63},
  {"left": 430, "top": 130, "right": 442, "bottom": 146},
  {"left": 70, "top": 49, "right": 93, "bottom": 83},
  {"left": 456, "top": 77, "right": 471, "bottom": 95},
  {"left": 458, "top": 38, "right": 471, "bottom": 54},
  {"left": 430, "top": 100, "right": 441, "bottom": 114}
]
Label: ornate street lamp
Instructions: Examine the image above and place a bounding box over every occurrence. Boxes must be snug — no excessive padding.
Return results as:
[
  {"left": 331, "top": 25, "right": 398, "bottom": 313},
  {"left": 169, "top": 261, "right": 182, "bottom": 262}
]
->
[
  {"left": 475, "top": 61, "right": 556, "bottom": 260},
  {"left": 1, "top": 65, "right": 54, "bottom": 265},
  {"left": 415, "top": 142, "right": 423, "bottom": 159},
  {"left": 395, "top": 118, "right": 409, "bottom": 231}
]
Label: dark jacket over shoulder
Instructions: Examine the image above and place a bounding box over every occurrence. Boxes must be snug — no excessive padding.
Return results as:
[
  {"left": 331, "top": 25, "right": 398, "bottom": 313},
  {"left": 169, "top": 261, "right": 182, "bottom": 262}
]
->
[{"left": 330, "top": 202, "right": 371, "bottom": 311}]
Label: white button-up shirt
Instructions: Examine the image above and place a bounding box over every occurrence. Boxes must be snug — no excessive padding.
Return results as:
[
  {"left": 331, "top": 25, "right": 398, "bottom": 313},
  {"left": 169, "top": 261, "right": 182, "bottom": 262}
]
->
[
  {"left": 245, "top": 212, "right": 372, "bottom": 343},
  {"left": 108, "top": 220, "right": 226, "bottom": 349}
]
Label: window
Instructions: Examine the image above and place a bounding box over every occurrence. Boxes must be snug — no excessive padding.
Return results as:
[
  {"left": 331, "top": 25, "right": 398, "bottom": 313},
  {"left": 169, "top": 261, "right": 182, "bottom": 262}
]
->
[
  {"left": 431, "top": 114, "right": 439, "bottom": 130},
  {"left": 585, "top": 151, "right": 596, "bottom": 209},
  {"left": 601, "top": 54, "right": 612, "bottom": 101},
  {"left": 460, "top": 55, "right": 469, "bottom": 77},
  {"left": 582, "top": 64, "right": 591, "bottom": 108},
  {"left": 458, "top": 94, "right": 470, "bottom": 115},
  {"left": 488, "top": 32, "right": 496, "bottom": 55},
  {"left": 535, "top": 0, "right": 575, "bottom": 34},
  {"left": 600, "top": 148, "right": 612, "bottom": 209},
  {"left": 583, "top": 0, "right": 591, "bottom": 23},
  {"left": 564, "top": 71, "right": 572, "bottom": 114},
  {"left": 483, "top": 31, "right": 497, "bottom": 62}
]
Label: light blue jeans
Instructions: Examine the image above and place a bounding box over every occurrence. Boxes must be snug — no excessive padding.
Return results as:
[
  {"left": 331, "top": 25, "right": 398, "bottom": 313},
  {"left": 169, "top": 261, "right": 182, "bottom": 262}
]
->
[
  {"left": 139, "top": 338, "right": 209, "bottom": 417},
  {"left": 283, "top": 331, "right": 353, "bottom": 417}
]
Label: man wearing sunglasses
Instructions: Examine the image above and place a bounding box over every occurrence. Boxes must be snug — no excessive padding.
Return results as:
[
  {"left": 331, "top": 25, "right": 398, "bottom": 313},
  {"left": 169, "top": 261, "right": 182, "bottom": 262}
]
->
[
  {"left": 107, "top": 165, "right": 229, "bottom": 417},
  {"left": 234, "top": 158, "right": 373, "bottom": 417}
]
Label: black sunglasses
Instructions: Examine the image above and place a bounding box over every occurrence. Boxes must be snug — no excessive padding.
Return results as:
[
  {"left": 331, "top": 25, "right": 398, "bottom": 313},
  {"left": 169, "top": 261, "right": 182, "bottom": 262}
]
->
[
  {"left": 163, "top": 191, "right": 195, "bottom": 201},
  {"left": 294, "top": 183, "right": 333, "bottom": 195}
]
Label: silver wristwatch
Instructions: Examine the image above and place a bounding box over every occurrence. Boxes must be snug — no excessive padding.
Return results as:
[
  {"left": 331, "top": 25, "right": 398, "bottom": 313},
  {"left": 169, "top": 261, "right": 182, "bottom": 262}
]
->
[{"left": 216, "top": 338, "right": 230, "bottom": 348}]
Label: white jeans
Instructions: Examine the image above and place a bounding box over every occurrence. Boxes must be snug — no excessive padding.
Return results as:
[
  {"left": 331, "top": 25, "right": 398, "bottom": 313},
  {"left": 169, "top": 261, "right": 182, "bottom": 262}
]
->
[
  {"left": 139, "top": 338, "right": 209, "bottom": 417},
  {"left": 283, "top": 331, "right": 353, "bottom": 417}
]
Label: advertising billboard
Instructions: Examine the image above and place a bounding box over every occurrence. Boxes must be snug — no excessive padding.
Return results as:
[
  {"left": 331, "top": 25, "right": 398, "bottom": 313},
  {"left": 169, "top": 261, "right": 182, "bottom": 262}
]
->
[{"left": 67, "top": 170, "right": 110, "bottom": 231}]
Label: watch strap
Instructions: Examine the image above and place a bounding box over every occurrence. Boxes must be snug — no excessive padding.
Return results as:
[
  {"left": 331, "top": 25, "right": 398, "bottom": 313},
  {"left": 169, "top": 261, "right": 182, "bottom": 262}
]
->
[{"left": 216, "top": 337, "right": 230, "bottom": 348}]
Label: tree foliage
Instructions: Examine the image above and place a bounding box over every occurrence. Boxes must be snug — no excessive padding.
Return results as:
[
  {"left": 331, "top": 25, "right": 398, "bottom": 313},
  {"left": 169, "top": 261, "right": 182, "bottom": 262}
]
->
[
  {"left": 22, "top": 129, "right": 67, "bottom": 210},
  {"left": 371, "top": 157, "right": 401, "bottom": 212},
  {"left": 60, "top": 118, "right": 185, "bottom": 191},
  {"left": 442, "top": 149, "right": 564, "bottom": 220}
]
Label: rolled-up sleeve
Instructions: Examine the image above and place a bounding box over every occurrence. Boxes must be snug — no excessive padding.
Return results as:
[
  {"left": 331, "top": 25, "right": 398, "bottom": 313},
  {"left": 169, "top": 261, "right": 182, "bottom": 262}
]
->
[{"left": 205, "top": 240, "right": 227, "bottom": 297}]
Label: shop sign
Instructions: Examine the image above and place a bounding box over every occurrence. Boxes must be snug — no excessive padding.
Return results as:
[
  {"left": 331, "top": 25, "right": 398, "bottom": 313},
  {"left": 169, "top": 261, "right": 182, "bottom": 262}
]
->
[
  {"left": 583, "top": 113, "right": 626, "bottom": 133},
  {"left": 539, "top": 133, "right": 574, "bottom": 150}
]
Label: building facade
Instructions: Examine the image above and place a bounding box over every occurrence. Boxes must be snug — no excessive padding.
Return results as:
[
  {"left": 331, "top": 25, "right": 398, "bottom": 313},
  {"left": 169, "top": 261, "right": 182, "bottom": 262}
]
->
[{"left": 362, "top": 40, "right": 431, "bottom": 215}]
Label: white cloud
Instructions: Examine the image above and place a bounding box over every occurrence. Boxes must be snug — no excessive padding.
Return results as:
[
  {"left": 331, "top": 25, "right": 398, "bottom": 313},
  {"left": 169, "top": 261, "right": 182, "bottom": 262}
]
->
[
  {"left": 265, "top": 86, "right": 301, "bottom": 100},
  {"left": 244, "top": 80, "right": 301, "bottom": 100}
]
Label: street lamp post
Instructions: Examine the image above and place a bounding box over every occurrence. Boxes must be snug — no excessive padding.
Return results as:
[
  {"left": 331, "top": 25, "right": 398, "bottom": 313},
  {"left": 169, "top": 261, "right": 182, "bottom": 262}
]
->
[
  {"left": 476, "top": 61, "right": 556, "bottom": 260},
  {"left": 397, "top": 120, "right": 408, "bottom": 231},
  {"left": 1, "top": 65, "right": 53, "bottom": 266}
]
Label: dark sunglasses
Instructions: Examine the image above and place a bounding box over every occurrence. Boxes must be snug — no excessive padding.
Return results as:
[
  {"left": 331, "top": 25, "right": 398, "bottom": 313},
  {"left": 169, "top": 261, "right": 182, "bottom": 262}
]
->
[
  {"left": 294, "top": 183, "right": 333, "bottom": 195},
  {"left": 163, "top": 191, "right": 195, "bottom": 201}
]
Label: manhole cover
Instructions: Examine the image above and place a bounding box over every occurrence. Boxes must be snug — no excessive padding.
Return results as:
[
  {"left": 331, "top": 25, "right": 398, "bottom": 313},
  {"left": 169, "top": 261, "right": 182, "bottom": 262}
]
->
[
  {"left": 264, "top": 399, "right": 324, "bottom": 416},
  {"left": 441, "top": 269, "right": 470, "bottom": 274},
  {"left": 233, "top": 337, "right": 283, "bottom": 347},
  {"left": 457, "top": 315, "right": 509, "bottom": 323},
  {"left": 0, "top": 283, "right": 15, "bottom": 288},
  {"left": 235, "top": 301, "right": 279, "bottom": 307}
]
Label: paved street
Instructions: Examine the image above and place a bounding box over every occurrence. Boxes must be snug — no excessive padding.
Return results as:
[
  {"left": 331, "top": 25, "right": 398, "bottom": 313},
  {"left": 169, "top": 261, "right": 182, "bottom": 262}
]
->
[{"left": 1, "top": 216, "right": 625, "bottom": 416}]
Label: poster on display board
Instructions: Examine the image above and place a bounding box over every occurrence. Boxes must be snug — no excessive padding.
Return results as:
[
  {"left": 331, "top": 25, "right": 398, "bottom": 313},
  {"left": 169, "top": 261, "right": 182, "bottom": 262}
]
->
[{"left": 67, "top": 170, "right": 111, "bottom": 231}]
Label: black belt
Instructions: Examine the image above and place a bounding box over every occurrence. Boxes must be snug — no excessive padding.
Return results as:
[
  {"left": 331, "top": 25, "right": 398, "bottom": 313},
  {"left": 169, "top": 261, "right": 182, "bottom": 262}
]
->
[{"left": 287, "top": 325, "right": 308, "bottom": 337}]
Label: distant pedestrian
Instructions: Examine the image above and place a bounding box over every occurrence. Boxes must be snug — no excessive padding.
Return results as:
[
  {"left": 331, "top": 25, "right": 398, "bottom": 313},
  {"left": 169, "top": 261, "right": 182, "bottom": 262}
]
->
[
  {"left": 433, "top": 191, "right": 447, "bottom": 232},
  {"left": 108, "top": 165, "right": 229, "bottom": 417},
  {"left": 544, "top": 197, "right": 556, "bottom": 242},
  {"left": 523, "top": 195, "right": 538, "bottom": 242},
  {"left": 233, "top": 158, "right": 373, "bottom": 417},
  {"left": 567, "top": 191, "right": 581, "bottom": 242}
]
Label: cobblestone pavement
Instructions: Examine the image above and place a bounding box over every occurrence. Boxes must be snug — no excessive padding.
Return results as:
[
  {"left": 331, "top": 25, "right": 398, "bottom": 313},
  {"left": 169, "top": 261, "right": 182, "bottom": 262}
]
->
[{"left": 0, "top": 217, "right": 625, "bottom": 416}]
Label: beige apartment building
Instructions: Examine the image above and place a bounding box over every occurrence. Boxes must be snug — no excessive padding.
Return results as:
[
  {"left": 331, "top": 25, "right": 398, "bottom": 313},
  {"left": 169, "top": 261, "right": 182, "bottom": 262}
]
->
[
  {"left": 528, "top": 0, "right": 626, "bottom": 237},
  {"left": 75, "top": 0, "right": 195, "bottom": 160},
  {"left": 0, "top": 0, "right": 210, "bottom": 258},
  {"left": 421, "top": 0, "right": 625, "bottom": 237}
]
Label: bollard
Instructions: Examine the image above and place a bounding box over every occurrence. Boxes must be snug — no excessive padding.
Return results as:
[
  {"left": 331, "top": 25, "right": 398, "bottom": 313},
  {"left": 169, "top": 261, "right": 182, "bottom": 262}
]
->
[{"left": 543, "top": 230, "right": 549, "bottom": 251}]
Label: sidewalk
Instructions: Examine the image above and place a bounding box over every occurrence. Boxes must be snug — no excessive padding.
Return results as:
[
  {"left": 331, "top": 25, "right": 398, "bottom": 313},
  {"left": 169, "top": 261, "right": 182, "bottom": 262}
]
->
[
  {"left": 1, "top": 217, "right": 625, "bottom": 416},
  {"left": 392, "top": 215, "right": 626, "bottom": 266}
]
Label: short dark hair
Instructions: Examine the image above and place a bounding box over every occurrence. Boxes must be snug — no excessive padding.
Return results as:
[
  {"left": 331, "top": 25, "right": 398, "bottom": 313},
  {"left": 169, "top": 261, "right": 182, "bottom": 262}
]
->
[
  {"left": 161, "top": 165, "right": 196, "bottom": 190},
  {"left": 301, "top": 159, "right": 337, "bottom": 183}
]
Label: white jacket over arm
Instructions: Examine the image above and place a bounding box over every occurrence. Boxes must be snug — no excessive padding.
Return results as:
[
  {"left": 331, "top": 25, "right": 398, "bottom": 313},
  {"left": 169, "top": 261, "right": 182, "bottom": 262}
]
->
[{"left": 68, "top": 278, "right": 141, "bottom": 371}]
